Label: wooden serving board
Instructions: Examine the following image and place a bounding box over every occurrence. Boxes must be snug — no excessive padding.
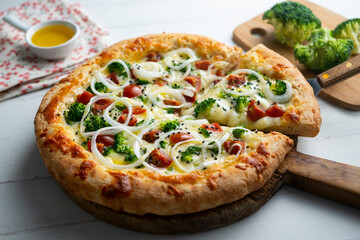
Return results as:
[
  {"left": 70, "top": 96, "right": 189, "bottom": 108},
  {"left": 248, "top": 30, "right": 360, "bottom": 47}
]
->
[
  {"left": 233, "top": 0, "right": 360, "bottom": 110},
  {"left": 63, "top": 138, "right": 360, "bottom": 234}
]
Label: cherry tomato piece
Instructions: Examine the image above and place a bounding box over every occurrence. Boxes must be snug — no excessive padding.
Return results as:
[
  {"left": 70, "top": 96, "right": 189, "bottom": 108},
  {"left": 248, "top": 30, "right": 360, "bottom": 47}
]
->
[
  {"left": 184, "top": 76, "right": 201, "bottom": 93},
  {"left": 154, "top": 79, "right": 168, "bottom": 86},
  {"left": 77, "top": 91, "right": 94, "bottom": 105},
  {"left": 146, "top": 52, "right": 161, "bottom": 62},
  {"left": 147, "top": 149, "right": 172, "bottom": 168},
  {"left": 96, "top": 135, "right": 115, "bottom": 147},
  {"left": 195, "top": 59, "right": 211, "bottom": 70},
  {"left": 123, "top": 84, "right": 142, "bottom": 98},
  {"left": 87, "top": 140, "right": 104, "bottom": 153},
  {"left": 247, "top": 100, "right": 266, "bottom": 122},
  {"left": 202, "top": 123, "right": 223, "bottom": 132},
  {"left": 184, "top": 94, "right": 196, "bottom": 103},
  {"left": 227, "top": 74, "right": 245, "bottom": 88},
  {"left": 118, "top": 114, "right": 137, "bottom": 126},
  {"left": 142, "top": 130, "right": 161, "bottom": 143},
  {"left": 163, "top": 99, "right": 181, "bottom": 106},
  {"left": 170, "top": 133, "right": 193, "bottom": 144},
  {"left": 223, "top": 140, "right": 245, "bottom": 155},
  {"left": 94, "top": 99, "right": 114, "bottom": 112},
  {"left": 265, "top": 104, "right": 285, "bottom": 118},
  {"left": 122, "top": 106, "right": 146, "bottom": 115},
  {"left": 107, "top": 72, "right": 119, "bottom": 84}
]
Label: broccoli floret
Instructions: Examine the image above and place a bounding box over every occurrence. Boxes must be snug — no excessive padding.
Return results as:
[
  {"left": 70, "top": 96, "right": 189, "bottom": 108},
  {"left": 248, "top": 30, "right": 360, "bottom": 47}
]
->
[
  {"left": 86, "top": 82, "right": 108, "bottom": 94},
  {"left": 233, "top": 126, "right": 246, "bottom": 139},
  {"left": 333, "top": 18, "right": 360, "bottom": 54},
  {"left": 194, "top": 98, "right": 216, "bottom": 117},
  {"left": 166, "top": 108, "right": 175, "bottom": 114},
  {"left": 171, "top": 84, "right": 181, "bottom": 89},
  {"left": 137, "top": 95, "right": 149, "bottom": 104},
  {"left": 294, "top": 28, "right": 353, "bottom": 72},
  {"left": 112, "top": 132, "right": 138, "bottom": 162},
  {"left": 199, "top": 127, "right": 210, "bottom": 138},
  {"left": 136, "top": 79, "right": 150, "bottom": 85},
  {"left": 107, "top": 62, "right": 131, "bottom": 78},
  {"left": 84, "top": 115, "right": 111, "bottom": 132},
  {"left": 181, "top": 146, "right": 201, "bottom": 163},
  {"left": 159, "top": 141, "right": 167, "bottom": 148},
  {"left": 263, "top": 1, "right": 321, "bottom": 47},
  {"left": 235, "top": 96, "right": 249, "bottom": 113},
  {"left": 160, "top": 120, "right": 180, "bottom": 132},
  {"left": 247, "top": 73, "right": 258, "bottom": 81},
  {"left": 271, "top": 80, "right": 287, "bottom": 95},
  {"left": 65, "top": 102, "right": 86, "bottom": 124}
]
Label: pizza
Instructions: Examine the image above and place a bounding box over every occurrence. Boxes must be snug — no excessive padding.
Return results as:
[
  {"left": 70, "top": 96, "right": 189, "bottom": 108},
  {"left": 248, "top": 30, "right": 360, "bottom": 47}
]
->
[{"left": 35, "top": 33, "right": 320, "bottom": 216}]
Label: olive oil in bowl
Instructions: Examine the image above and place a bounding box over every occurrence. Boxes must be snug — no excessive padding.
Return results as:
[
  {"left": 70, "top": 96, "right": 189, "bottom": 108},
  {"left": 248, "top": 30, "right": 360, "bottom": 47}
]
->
[{"left": 31, "top": 25, "right": 75, "bottom": 47}]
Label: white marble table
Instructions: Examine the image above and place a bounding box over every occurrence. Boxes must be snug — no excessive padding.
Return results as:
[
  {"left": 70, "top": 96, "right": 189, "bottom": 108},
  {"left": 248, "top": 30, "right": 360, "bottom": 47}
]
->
[{"left": 0, "top": 0, "right": 359, "bottom": 239}]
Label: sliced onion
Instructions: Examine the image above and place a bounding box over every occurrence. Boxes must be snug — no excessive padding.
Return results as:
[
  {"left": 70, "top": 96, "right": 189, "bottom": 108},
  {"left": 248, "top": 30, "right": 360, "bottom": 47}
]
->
[
  {"left": 163, "top": 48, "right": 197, "bottom": 70},
  {"left": 91, "top": 126, "right": 147, "bottom": 170},
  {"left": 262, "top": 80, "right": 293, "bottom": 103},
  {"left": 148, "top": 88, "right": 192, "bottom": 109},
  {"left": 79, "top": 95, "right": 117, "bottom": 138},
  {"left": 102, "top": 98, "right": 154, "bottom": 132},
  {"left": 171, "top": 139, "right": 202, "bottom": 172},
  {"left": 132, "top": 62, "right": 164, "bottom": 81}
]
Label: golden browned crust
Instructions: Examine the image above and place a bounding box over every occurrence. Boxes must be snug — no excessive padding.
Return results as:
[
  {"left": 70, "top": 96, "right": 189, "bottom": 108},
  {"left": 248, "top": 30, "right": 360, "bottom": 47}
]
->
[
  {"left": 239, "top": 44, "right": 322, "bottom": 137},
  {"left": 35, "top": 34, "right": 296, "bottom": 216}
]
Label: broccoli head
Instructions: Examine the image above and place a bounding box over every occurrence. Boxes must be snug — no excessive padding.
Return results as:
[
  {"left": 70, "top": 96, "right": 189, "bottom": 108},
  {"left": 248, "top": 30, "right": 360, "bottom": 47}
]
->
[
  {"left": 84, "top": 115, "right": 111, "bottom": 132},
  {"left": 333, "top": 18, "right": 360, "bottom": 54},
  {"left": 194, "top": 98, "right": 216, "bottom": 117},
  {"left": 294, "top": 28, "right": 353, "bottom": 72},
  {"left": 65, "top": 102, "right": 86, "bottom": 125},
  {"left": 160, "top": 120, "right": 180, "bottom": 132},
  {"left": 263, "top": 1, "right": 321, "bottom": 47}
]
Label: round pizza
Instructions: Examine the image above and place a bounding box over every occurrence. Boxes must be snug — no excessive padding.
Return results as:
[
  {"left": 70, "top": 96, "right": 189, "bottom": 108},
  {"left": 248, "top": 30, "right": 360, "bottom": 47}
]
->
[{"left": 35, "top": 34, "right": 320, "bottom": 216}]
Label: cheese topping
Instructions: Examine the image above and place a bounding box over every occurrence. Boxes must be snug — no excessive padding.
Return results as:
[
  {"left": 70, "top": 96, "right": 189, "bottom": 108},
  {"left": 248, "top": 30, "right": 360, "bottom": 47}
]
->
[{"left": 64, "top": 48, "right": 294, "bottom": 175}]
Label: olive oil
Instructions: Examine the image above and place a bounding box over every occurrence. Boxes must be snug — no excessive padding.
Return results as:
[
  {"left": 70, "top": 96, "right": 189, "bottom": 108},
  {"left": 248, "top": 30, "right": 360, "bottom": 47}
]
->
[{"left": 31, "top": 25, "right": 75, "bottom": 47}]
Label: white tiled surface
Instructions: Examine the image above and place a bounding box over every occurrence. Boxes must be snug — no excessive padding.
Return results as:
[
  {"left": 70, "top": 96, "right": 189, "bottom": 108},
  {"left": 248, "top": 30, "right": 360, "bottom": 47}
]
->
[{"left": 0, "top": 0, "right": 359, "bottom": 239}]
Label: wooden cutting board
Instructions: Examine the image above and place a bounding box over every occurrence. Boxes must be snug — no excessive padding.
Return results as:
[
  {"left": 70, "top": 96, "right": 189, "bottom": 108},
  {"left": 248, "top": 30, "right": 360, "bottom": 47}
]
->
[
  {"left": 233, "top": 0, "right": 360, "bottom": 110},
  {"left": 63, "top": 137, "right": 360, "bottom": 234}
]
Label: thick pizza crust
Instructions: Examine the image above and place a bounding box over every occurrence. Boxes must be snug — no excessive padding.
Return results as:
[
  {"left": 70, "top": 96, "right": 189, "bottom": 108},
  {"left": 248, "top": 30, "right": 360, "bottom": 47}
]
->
[
  {"left": 239, "top": 44, "right": 322, "bottom": 137},
  {"left": 35, "top": 33, "right": 296, "bottom": 215}
]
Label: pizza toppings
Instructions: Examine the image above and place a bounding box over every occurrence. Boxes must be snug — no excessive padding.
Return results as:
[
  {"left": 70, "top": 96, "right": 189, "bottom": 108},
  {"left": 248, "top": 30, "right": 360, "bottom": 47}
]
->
[
  {"left": 195, "top": 59, "right": 211, "bottom": 70},
  {"left": 170, "top": 133, "right": 193, "bottom": 144},
  {"left": 223, "top": 139, "right": 245, "bottom": 155},
  {"left": 147, "top": 149, "right": 172, "bottom": 168},
  {"left": 123, "top": 84, "right": 142, "bottom": 98},
  {"left": 266, "top": 104, "right": 285, "bottom": 117},
  {"left": 247, "top": 99, "right": 266, "bottom": 122},
  {"left": 227, "top": 74, "right": 246, "bottom": 88},
  {"left": 143, "top": 130, "right": 161, "bottom": 143},
  {"left": 62, "top": 46, "right": 294, "bottom": 175},
  {"left": 77, "top": 91, "right": 94, "bottom": 105},
  {"left": 202, "top": 123, "right": 223, "bottom": 132}
]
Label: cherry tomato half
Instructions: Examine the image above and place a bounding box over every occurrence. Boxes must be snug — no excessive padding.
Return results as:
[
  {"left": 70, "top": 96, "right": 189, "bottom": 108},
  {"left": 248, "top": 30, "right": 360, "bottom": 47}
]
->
[
  {"left": 123, "top": 84, "right": 142, "bottom": 98},
  {"left": 247, "top": 100, "right": 266, "bottom": 122},
  {"left": 77, "top": 91, "right": 94, "bottom": 105},
  {"left": 170, "top": 133, "right": 193, "bottom": 144},
  {"left": 147, "top": 149, "right": 172, "bottom": 168},
  {"left": 202, "top": 123, "right": 223, "bottom": 132}
]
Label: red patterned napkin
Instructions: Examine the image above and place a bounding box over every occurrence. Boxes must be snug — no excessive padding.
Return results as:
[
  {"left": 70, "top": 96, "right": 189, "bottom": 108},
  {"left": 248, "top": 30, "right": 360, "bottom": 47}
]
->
[{"left": 0, "top": 0, "right": 109, "bottom": 102}]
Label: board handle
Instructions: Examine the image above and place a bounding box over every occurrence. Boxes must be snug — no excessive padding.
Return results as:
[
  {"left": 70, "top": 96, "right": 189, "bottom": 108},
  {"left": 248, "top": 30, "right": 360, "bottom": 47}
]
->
[
  {"left": 317, "top": 54, "right": 360, "bottom": 87},
  {"left": 283, "top": 150, "right": 360, "bottom": 208}
]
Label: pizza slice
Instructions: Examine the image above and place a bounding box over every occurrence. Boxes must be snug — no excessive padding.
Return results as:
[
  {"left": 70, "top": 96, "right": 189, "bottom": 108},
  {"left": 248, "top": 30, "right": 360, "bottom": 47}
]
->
[{"left": 183, "top": 44, "right": 321, "bottom": 137}]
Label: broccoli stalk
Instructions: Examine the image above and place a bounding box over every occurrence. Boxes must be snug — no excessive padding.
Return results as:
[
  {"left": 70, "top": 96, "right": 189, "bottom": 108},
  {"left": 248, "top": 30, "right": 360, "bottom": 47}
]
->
[
  {"left": 333, "top": 18, "right": 360, "bottom": 54},
  {"left": 294, "top": 28, "right": 353, "bottom": 72},
  {"left": 263, "top": 1, "right": 321, "bottom": 47}
]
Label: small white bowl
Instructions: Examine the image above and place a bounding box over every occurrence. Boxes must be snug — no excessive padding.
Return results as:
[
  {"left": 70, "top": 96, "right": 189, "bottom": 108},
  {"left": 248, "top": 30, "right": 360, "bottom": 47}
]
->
[{"left": 3, "top": 15, "right": 80, "bottom": 60}]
